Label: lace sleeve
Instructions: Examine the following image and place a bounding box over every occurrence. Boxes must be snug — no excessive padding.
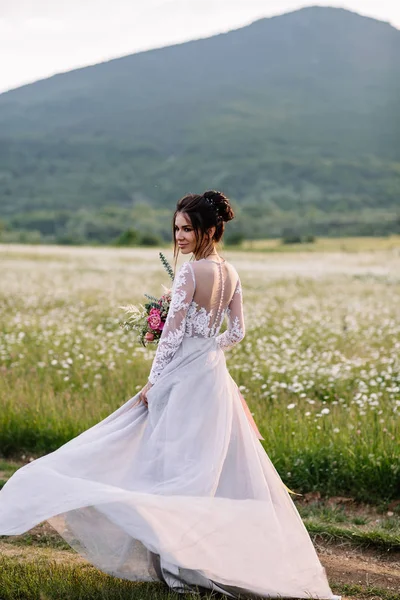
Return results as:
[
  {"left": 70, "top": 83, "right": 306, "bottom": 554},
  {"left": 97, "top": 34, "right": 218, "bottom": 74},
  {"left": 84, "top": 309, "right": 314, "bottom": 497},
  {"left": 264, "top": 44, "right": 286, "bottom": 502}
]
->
[
  {"left": 148, "top": 262, "right": 195, "bottom": 384},
  {"left": 216, "top": 277, "right": 245, "bottom": 352}
]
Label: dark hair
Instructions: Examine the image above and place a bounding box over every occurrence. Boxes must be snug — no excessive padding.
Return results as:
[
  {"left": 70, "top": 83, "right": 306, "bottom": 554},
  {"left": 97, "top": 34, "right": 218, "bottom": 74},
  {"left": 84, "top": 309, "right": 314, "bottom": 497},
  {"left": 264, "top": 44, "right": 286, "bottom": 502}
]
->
[{"left": 172, "top": 190, "right": 235, "bottom": 262}]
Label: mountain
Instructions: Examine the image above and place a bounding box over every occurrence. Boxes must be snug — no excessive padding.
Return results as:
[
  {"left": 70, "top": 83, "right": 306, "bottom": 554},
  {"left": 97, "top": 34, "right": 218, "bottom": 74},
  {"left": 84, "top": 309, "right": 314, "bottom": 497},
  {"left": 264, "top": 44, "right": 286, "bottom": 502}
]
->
[{"left": 0, "top": 6, "right": 399, "bottom": 243}]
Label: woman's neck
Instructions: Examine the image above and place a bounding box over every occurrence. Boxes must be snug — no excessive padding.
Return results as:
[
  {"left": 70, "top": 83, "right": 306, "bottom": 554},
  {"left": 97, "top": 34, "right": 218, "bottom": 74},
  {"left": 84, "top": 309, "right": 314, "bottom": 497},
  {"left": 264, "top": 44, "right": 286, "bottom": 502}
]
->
[{"left": 194, "top": 249, "right": 219, "bottom": 261}]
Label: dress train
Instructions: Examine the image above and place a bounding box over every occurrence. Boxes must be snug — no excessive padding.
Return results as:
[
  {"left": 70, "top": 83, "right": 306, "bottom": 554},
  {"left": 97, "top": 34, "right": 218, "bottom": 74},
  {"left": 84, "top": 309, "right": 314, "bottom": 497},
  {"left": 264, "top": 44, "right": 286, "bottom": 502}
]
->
[{"left": 0, "top": 337, "right": 339, "bottom": 599}]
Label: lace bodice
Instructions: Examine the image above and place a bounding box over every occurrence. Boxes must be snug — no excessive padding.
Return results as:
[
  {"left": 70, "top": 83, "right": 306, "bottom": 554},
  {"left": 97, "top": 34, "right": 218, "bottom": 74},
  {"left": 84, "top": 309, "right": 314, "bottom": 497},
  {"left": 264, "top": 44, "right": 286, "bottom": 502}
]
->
[{"left": 148, "top": 259, "right": 245, "bottom": 384}]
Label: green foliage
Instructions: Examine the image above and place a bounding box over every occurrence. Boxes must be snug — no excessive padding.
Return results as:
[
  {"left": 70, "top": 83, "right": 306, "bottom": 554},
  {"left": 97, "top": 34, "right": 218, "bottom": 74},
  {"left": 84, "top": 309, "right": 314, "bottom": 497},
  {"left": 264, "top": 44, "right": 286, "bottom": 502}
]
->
[
  {"left": 0, "top": 8, "right": 399, "bottom": 244},
  {"left": 0, "top": 219, "right": 7, "bottom": 238},
  {"left": 334, "top": 584, "right": 400, "bottom": 600},
  {"left": 159, "top": 251, "right": 175, "bottom": 282},
  {"left": 306, "top": 522, "right": 400, "bottom": 552},
  {"left": 224, "top": 231, "right": 245, "bottom": 246},
  {"left": 0, "top": 556, "right": 190, "bottom": 600},
  {"left": 113, "top": 228, "right": 140, "bottom": 247},
  {"left": 281, "top": 230, "right": 317, "bottom": 244},
  {"left": 281, "top": 229, "right": 303, "bottom": 244},
  {"left": 144, "top": 294, "right": 161, "bottom": 305},
  {"left": 140, "top": 232, "right": 163, "bottom": 247},
  {"left": 304, "top": 234, "right": 316, "bottom": 243}
]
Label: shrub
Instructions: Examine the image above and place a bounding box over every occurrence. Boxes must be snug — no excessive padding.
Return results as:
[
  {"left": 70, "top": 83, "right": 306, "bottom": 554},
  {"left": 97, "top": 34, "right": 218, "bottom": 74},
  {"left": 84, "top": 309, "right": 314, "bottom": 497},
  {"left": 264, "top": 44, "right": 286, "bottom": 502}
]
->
[
  {"left": 225, "top": 232, "right": 245, "bottom": 246},
  {"left": 281, "top": 229, "right": 303, "bottom": 244},
  {"left": 139, "top": 232, "right": 163, "bottom": 247},
  {"left": 113, "top": 229, "right": 140, "bottom": 247}
]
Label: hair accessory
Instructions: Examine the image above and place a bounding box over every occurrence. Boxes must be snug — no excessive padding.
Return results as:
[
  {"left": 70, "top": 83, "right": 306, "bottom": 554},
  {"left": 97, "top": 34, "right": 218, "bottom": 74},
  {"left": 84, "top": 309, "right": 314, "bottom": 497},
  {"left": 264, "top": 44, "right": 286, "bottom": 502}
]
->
[{"left": 205, "top": 197, "right": 219, "bottom": 214}]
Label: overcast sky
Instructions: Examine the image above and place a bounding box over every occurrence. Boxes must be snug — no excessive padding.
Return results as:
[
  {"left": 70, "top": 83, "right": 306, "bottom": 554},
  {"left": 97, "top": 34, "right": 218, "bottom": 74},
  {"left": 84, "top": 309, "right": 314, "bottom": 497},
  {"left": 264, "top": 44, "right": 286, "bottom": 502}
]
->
[{"left": 1, "top": 0, "right": 399, "bottom": 94}]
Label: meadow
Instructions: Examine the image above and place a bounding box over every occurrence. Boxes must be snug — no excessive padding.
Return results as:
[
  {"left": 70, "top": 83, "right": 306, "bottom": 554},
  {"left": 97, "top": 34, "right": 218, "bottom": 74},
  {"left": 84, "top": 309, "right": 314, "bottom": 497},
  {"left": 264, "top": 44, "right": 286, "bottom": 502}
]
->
[{"left": 0, "top": 240, "right": 399, "bottom": 502}]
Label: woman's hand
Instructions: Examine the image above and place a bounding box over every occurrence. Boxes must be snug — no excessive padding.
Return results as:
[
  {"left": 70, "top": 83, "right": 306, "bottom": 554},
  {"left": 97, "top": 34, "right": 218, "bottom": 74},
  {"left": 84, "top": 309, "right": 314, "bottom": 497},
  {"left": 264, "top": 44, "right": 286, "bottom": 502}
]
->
[{"left": 133, "top": 381, "right": 153, "bottom": 408}]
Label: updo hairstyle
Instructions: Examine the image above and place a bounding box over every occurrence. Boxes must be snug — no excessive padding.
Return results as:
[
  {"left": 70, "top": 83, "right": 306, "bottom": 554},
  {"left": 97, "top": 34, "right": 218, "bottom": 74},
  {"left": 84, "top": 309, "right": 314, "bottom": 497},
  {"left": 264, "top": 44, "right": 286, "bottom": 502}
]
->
[{"left": 173, "top": 190, "right": 235, "bottom": 261}]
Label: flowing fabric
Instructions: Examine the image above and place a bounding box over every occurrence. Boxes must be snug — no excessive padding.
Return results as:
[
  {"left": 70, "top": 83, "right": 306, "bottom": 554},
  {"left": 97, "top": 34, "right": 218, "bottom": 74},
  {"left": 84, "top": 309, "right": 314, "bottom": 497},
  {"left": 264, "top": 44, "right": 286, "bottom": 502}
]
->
[{"left": 0, "top": 259, "right": 339, "bottom": 599}]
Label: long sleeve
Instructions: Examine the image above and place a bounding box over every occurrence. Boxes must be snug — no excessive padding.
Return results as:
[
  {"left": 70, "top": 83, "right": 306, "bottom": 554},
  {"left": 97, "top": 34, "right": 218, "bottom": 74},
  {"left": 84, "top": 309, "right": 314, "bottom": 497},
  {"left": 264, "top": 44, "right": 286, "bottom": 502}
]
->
[
  {"left": 216, "top": 276, "right": 245, "bottom": 351},
  {"left": 148, "top": 261, "right": 195, "bottom": 385}
]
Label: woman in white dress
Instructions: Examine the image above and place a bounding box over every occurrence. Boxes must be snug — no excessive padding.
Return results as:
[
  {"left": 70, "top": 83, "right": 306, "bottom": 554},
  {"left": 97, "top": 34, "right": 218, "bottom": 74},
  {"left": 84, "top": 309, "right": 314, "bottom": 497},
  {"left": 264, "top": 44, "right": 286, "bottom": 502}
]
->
[{"left": 0, "top": 191, "right": 339, "bottom": 599}]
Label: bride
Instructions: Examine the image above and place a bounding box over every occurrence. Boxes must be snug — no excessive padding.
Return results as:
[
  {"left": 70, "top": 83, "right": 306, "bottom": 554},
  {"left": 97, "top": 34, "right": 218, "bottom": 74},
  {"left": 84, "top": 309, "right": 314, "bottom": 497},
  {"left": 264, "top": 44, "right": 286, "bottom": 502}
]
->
[{"left": 0, "top": 191, "right": 339, "bottom": 599}]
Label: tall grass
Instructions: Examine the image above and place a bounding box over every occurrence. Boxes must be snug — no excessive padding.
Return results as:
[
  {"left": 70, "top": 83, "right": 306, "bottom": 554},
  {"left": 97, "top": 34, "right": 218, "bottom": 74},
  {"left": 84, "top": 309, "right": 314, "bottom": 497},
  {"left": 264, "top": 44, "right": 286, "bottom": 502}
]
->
[
  {"left": 0, "top": 244, "right": 399, "bottom": 502},
  {"left": 4, "top": 555, "right": 388, "bottom": 600},
  {"left": 0, "top": 556, "right": 195, "bottom": 600}
]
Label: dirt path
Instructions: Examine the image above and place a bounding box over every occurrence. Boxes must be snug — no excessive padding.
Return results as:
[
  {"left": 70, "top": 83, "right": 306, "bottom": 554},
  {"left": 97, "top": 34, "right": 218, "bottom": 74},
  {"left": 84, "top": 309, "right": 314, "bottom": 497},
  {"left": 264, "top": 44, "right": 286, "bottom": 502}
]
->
[{"left": 317, "top": 540, "right": 400, "bottom": 594}]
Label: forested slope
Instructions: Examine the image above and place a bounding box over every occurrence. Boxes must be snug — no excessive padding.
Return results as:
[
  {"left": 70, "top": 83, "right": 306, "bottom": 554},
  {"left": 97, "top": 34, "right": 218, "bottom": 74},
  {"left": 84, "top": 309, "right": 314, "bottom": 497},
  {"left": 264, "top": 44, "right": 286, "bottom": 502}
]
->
[{"left": 0, "top": 6, "right": 399, "bottom": 243}]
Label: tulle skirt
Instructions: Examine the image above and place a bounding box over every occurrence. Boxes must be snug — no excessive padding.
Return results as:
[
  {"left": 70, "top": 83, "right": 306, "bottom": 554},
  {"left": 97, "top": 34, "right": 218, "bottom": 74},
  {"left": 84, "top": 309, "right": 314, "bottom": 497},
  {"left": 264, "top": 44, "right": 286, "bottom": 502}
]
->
[{"left": 0, "top": 337, "right": 339, "bottom": 599}]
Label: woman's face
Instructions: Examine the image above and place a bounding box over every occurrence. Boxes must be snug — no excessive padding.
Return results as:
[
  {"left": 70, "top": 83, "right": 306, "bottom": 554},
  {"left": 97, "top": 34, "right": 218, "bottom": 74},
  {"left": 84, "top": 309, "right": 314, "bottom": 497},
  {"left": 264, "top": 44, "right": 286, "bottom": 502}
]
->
[{"left": 175, "top": 212, "right": 197, "bottom": 255}]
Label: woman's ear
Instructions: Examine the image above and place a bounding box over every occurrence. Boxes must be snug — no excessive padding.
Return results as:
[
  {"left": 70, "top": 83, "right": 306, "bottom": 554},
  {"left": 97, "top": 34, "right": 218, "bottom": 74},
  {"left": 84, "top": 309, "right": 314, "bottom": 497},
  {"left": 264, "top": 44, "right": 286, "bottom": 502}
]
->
[{"left": 207, "top": 226, "right": 216, "bottom": 239}]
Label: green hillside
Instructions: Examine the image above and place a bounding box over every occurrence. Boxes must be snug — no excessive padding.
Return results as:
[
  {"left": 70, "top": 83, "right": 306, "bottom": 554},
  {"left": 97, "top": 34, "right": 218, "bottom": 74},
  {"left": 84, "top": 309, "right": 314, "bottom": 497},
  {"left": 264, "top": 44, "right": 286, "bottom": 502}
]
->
[{"left": 0, "top": 6, "right": 399, "bottom": 244}]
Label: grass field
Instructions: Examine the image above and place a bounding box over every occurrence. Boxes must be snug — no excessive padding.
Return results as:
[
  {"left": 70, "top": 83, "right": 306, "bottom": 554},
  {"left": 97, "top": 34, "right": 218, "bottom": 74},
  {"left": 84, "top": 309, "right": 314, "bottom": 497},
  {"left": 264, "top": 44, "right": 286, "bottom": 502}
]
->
[
  {"left": 240, "top": 235, "right": 400, "bottom": 253},
  {"left": 0, "top": 241, "right": 399, "bottom": 502}
]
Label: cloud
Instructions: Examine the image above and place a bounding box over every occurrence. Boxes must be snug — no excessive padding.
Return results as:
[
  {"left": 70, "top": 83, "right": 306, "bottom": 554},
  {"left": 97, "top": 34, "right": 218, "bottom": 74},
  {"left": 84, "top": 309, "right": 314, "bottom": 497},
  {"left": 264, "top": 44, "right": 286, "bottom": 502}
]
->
[
  {"left": 0, "top": 0, "right": 399, "bottom": 93},
  {"left": 24, "top": 17, "right": 67, "bottom": 32}
]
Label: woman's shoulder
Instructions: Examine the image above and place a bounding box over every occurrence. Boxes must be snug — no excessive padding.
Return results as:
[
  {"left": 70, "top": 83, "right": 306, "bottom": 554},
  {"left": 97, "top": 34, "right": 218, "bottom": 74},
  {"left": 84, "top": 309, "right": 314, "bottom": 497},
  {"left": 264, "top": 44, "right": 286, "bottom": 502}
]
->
[
  {"left": 172, "top": 262, "right": 196, "bottom": 290},
  {"left": 223, "top": 259, "right": 240, "bottom": 277},
  {"left": 189, "top": 257, "right": 234, "bottom": 267},
  {"left": 191, "top": 259, "right": 240, "bottom": 283},
  {"left": 188, "top": 258, "right": 238, "bottom": 272}
]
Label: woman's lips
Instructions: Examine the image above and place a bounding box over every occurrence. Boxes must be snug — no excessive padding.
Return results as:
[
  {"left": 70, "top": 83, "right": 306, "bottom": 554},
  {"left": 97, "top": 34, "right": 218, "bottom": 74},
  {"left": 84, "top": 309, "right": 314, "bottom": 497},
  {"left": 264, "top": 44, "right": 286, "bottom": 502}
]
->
[{"left": 178, "top": 244, "right": 188, "bottom": 248}]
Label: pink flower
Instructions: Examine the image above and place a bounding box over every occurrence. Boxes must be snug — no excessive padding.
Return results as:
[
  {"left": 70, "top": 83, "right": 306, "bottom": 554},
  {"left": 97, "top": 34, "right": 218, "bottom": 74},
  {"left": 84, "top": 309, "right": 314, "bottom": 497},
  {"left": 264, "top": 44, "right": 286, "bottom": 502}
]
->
[
  {"left": 147, "top": 309, "right": 162, "bottom": 330},
  {"left": 145, "top": 332, "right": 155, "bottom": 342}
]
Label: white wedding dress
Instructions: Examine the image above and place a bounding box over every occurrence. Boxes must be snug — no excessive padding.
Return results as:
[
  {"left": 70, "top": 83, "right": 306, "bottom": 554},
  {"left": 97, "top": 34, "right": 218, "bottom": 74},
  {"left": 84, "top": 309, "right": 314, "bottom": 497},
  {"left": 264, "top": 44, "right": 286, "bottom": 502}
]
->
[{"left": 0, "top": 258, "right": 339, "bottom": 599}]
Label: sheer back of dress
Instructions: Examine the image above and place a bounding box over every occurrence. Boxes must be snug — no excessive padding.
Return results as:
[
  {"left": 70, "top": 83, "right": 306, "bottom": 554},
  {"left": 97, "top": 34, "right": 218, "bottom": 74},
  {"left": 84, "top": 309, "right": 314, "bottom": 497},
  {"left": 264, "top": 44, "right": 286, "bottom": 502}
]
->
[
  {"left": 148, "top": 258, "right": 245, "bottom": 384},
  {"left": 190, "top": 259, "right": 239, "bottom": 337}
]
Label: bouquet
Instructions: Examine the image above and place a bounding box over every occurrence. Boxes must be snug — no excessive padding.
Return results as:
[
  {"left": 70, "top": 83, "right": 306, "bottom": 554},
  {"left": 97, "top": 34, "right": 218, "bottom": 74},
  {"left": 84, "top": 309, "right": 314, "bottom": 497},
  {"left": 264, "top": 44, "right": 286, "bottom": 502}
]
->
[{"left": 120, "top": 252, "right": 174, "bottom": 346}]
